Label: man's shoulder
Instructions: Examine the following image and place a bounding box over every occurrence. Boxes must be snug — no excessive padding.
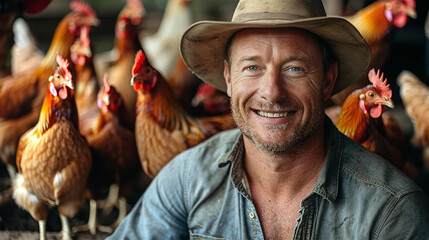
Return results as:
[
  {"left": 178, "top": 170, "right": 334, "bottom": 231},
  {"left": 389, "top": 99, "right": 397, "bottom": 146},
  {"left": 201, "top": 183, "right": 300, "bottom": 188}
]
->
[
  {"left": 169, "top": 128, "right": 241, "bottom": 169},
  {"left": 340, "top": 136, "right": 422, "bottom": 197}
]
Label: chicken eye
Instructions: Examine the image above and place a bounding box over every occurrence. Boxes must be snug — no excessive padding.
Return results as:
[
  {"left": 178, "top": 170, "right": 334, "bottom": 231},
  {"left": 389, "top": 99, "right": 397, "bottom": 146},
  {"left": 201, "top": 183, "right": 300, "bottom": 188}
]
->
[
  {"left": 368, "top": 92, "right": 375, "bottom": 97},
  {"left": 145, "top": 67, "right": 152, "bottom": 75},
  {"left": 386, "top": 2, "right": 392, "bottom": 10}
]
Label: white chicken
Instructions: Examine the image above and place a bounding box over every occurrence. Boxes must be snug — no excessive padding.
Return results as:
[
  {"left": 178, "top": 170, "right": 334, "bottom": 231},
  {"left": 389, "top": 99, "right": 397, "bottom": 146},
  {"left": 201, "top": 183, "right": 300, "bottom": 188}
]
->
[{"left": 141, "top": 0, "right": 192, "bottom": 79}]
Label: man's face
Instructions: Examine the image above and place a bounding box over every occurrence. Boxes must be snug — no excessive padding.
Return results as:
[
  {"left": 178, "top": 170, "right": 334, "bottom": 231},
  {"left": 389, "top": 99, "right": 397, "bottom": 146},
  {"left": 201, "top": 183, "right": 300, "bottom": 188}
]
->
[{"left": 224, "top": 28, "right": 335, "bottom": 155}]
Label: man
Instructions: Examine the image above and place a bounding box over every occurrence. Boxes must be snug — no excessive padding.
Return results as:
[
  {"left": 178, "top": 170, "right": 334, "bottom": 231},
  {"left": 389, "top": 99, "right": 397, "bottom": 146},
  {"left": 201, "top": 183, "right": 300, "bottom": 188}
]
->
[{"left": 108, "top": 0, "right": 429, "bottom": 239}]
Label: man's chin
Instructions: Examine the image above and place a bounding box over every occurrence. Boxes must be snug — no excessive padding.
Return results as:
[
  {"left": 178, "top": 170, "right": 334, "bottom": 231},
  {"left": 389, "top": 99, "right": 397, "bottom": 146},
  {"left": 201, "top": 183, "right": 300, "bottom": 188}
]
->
[{"left": 243, "top": 131, "right": 292, "bottom": 154}]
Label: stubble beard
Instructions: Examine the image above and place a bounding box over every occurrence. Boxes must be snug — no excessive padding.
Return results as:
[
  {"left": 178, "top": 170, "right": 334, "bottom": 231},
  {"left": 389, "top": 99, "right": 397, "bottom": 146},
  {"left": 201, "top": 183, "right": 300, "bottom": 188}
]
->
[{"left": 231, "top": 99, "right": 325, "bottom": 156}]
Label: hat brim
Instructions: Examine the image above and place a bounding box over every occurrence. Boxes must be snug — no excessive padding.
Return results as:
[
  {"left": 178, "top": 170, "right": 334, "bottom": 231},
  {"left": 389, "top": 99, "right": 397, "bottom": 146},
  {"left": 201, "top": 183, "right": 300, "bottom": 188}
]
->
[{"left": 180, "top": 16, "right": 371, "bottom": 95}]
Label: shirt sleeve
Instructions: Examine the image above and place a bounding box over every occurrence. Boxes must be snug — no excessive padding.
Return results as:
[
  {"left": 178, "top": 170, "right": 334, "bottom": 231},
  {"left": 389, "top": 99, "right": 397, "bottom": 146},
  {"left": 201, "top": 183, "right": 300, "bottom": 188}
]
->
[
  {"left": 376, "top": 191, "right": 429, "bottom": 239},
  {"left": 106, "top": 157, "right": 189, "bottom": 240}
]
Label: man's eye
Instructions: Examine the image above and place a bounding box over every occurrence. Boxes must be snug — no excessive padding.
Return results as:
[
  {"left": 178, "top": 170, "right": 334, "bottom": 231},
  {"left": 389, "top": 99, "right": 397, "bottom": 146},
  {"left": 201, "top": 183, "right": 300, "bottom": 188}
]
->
[
  {"left": 288, "top": 67, "right": 301, "bottom": 72},
  {"left": 247, "top": 66, "right": 258, "bottom": 71}
]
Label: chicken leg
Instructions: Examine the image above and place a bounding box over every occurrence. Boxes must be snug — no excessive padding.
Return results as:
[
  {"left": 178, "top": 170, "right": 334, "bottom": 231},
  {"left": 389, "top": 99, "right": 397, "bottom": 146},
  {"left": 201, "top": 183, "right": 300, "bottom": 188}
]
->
[
  {"left": 110, "top": 197, "right": 127, "bottom": 229},
  {"left": 60, "top": 213, "right": 72, "bottom": 240},
  {"left": 39, "top": 220, "right": 47, "bottom": 240},
  {"left": 72, "top": 199, "right": 113, "bottom": 235},
  {"left": 101, "top": 184, "right": 119, "bottom": 215}
]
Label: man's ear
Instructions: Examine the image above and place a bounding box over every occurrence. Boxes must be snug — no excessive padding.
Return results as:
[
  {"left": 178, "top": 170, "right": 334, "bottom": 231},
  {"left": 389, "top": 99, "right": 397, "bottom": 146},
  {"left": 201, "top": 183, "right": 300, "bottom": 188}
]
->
[
  {"left": 224, "top": 60, "right": 232, "bottom": 97},
  {"left": 323, "top": 62, "right": 338, "bottom": 100}
]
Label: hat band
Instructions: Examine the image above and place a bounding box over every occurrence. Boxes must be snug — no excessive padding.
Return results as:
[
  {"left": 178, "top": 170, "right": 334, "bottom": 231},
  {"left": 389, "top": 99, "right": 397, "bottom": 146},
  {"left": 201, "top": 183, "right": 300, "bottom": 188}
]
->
[{"left": 233, "top": 12, "right": 325, "bottom": 23}]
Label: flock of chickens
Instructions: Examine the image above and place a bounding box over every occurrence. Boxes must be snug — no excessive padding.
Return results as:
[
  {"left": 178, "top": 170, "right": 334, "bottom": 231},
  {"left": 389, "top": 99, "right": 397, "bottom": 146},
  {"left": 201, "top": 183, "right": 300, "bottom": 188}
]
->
[{"left": 0, "top": 0, "right": 428, "bottom": 239}]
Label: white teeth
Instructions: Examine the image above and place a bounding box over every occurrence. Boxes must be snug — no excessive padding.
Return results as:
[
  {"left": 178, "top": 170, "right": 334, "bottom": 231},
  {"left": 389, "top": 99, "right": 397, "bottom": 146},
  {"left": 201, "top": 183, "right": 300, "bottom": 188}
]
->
[{"left": 256, "top": 111, "right": 291, "bottom": 118}]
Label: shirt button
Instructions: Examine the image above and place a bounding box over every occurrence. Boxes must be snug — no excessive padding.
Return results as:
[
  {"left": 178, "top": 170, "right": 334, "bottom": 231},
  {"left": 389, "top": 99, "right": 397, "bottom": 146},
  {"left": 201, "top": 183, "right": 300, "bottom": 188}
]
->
[{"left": 249, "top": 212, "right": 255, "bottom": 219}]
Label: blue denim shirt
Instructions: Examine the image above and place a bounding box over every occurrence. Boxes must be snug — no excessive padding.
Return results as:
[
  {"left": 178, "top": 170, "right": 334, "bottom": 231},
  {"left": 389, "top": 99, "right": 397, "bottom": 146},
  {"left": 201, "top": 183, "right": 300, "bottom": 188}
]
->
[{"left": 107, "top": 118, "right": 429, "bottom": 239}]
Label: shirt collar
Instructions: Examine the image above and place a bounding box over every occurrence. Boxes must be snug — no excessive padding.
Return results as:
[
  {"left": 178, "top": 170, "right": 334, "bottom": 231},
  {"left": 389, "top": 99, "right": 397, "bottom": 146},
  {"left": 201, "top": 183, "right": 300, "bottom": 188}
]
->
[
  {"left": 217, "top": 134, "right": 251, "bottom": 198},
  {"left": 311, "top": 117, "right": 342, "bottom": 202},
  {"left": 217, "top": 116, "right": 343, "bottom": 202},
  {"left": 218, "top": 133, "right": 244, "bottom": 168}
]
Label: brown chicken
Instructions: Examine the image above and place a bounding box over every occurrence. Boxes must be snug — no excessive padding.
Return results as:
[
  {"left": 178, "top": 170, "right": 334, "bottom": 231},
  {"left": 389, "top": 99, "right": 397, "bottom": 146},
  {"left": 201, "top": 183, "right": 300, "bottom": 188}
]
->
[
  {"left": 72, "top": 26, "right": 99, "bottom": 113},
  {"left": 73, "top": 74, "right": 141, "bottom": 234},
  {"left": 0, "top": 1, "right": 99, "bottom": 203},
  {"left": 95, "top": 0, "right": 144, "bottom": 121},
  {"left": 167, "top": 56, "right": 201, "bottom": 114},
  {"left": 131, "top": 50, "right": 236, "bottom": 178},
  {"left": 70, "top": 26, "right": 101, "bottom": 137},
  {"left": 13, "top": 54, "right": 92, "bottom": 240},
  {"left": 397, "top": 70, "right": 429, "bottom": 173},
  {"left": 0, "top": 1, "right": 99, "bottom": 119},
  {"left": 330, "top": 0, "right": 417, "bottom": 106},
  {"left": 335, "top": 68, "right": 414, "bottom": 178}
]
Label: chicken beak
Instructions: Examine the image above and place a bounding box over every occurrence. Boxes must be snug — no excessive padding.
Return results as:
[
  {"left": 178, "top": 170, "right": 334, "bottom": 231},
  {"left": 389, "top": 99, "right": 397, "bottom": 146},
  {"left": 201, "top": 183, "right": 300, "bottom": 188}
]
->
[
  {"left": 407, "top": 8, "right": 417, "bottom": 19},
  {"left": 87, "top": 16, "right": 100, "bottom": 27},
  {"left": 103, "top": 94, "right": 110, "bottom": 106},
  {"left": 379, "top": 99, "right": 394, "bottom": 109},
  {"left": 84, "top": 47, "right": 92, "bottom": 58},
  {"left": 131, "top": 76, "right": 137, "bottom": 87},
  {"left": 63, "top": 79, "right": 74, "bottom": 90}
]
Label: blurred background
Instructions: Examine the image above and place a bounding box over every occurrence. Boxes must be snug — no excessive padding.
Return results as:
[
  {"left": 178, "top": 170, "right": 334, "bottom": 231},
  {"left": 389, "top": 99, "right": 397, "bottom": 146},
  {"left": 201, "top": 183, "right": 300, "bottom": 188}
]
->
[
  {"left": 0, "top": 0, "right": 428, "bottom": 238},
  {"left": 4, "top": 0, "right": 429, "bottom": 103},
  {"left": 2, "top": 0, "right": 429, "bottom": 85}
]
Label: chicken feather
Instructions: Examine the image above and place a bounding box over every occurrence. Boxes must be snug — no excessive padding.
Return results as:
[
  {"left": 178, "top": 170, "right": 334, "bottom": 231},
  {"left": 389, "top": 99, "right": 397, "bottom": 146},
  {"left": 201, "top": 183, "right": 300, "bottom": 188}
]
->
[
  {"left": 397, "top": 70, "right": 429, "bottom": 172},
  {"left": 132, "top": 50, "right": 236, "bottom": 178},
  {"left": 13, "top": 54, "right": 91, "bottom": 240}
]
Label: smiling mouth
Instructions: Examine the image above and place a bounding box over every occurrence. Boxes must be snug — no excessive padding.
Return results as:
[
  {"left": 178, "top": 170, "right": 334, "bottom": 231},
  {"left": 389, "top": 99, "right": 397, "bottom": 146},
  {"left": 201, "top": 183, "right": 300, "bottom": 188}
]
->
[{"left": 255, "top": 110, "right": 296, "bottom": 118}]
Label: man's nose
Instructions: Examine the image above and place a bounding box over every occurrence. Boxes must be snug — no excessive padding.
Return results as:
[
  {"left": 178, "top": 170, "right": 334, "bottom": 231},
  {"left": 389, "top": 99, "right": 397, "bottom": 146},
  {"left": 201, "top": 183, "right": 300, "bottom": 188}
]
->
[{"left": 259, "top": 69, "right": 285, "bottom": 103}]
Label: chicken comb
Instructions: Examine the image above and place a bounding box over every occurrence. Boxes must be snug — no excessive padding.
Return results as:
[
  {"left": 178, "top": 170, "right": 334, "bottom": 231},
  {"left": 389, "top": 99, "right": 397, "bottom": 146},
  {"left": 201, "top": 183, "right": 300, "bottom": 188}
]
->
[
  {"left": 70, "top": 0, "right": 96, "bottom": 17},
  {"left": 196, "top": 83, "right": 217, "bottom": 97},
  {"left": 103, "top": 73, "right": 111, "bottom": 93},
  {"left": 127, "top": 0, "right": 144, "bottom": 12},
  {"left": 132, "top": 50, "right": 146, "bottom": 75},
  {"left": 122, "top": 0, "right": 145, "bottom": 25},
  {"left": 56, "top": 54, "right": 72, "bottom": 82},
  {"left": 368, "top": 68, "right": 392, "bottom": 99},
  {"left": 80, "top": 26, "right": 91, "bottom": 47}
]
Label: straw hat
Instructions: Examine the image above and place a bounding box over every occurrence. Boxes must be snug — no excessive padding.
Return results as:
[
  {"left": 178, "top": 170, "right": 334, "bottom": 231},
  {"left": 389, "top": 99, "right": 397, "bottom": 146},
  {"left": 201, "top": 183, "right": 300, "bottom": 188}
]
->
[{"left": 180, "top": 0, "right": 371, "bottom": 94}]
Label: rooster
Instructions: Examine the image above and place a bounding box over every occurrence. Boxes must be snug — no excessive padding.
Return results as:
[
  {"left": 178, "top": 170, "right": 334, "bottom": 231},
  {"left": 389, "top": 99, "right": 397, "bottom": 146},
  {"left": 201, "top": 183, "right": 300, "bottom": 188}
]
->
[
  {"left": 131, "top": 50, "right": 236, "bottom": 178},
  {"left": 73, "top": 74, "right": 141, "bottom": 234},
  {"left": 335, "top": 68, "right": 414, "bottom": 178},
  {"left": 0, "top": 1, "right": 99, "bottom": 204},
  {"left": 94, "top": 0, "right": 144, "bottom": 121},
  {"left": 330, "top": 0, "right": 417, "bottom": 106},
  {"left": 397, "top": 70, "right": 429, "bottom": 174},
  {"left": 13, "top": 54, "right": 92, "bottom": 240}
]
